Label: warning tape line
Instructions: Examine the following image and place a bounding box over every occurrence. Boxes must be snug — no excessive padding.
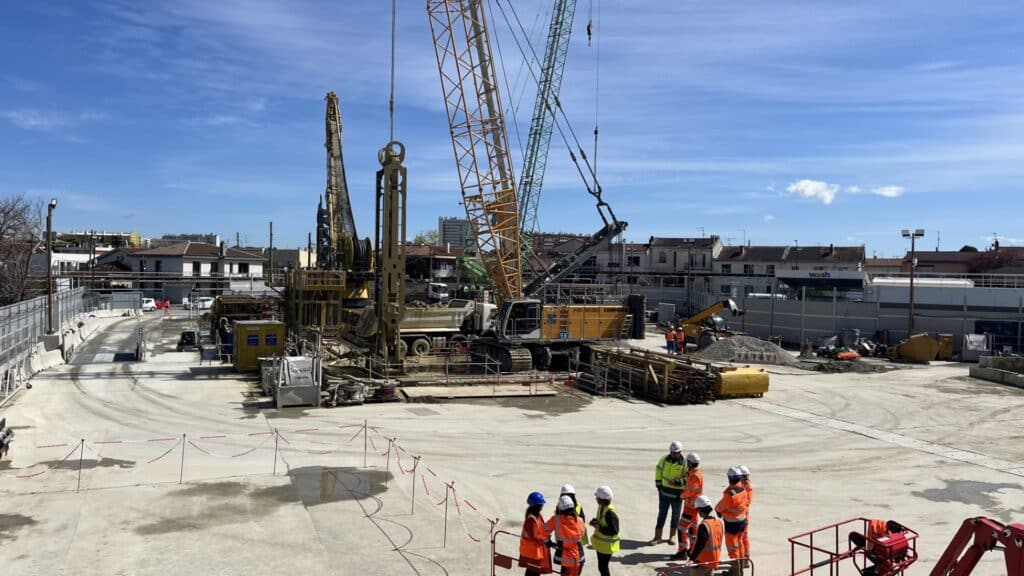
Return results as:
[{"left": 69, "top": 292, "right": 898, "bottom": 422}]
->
[
  {"left": 187, "top": 440, "right": 210, "bottom": 455},
  {"left": 146, "top": 438, "right": 182, "bottom": 464},
  {"left": 93, "top": 440, "right": 122, "bottom": 445},
  {"left": 199, "top": 435, "right": 226, "bottom": 440}
]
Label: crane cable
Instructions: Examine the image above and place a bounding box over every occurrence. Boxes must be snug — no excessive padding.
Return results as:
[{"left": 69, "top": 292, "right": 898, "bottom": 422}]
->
[
  {"left": 591, "top": 0, "right": 601, "bottom": 194},
  {"left": 388, "top": 0, "right": 397, "bottom": 141},
  {"left": 493, "top": 0, "right": 617, "bottom": 225}
]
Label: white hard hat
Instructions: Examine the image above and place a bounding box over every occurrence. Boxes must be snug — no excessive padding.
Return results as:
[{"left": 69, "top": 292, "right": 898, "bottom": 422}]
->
[
  {"left": 738, "top": 465, "right": 750, "bottom": 476},
  {"left": 669, "top": 441, "right": 684, "bottom": 453},
  {"left": 557, "top": 495, "right": 574, "bottom": 511},
  {"left": 694, "top": 495, "right": 713, "bottom": 509},
  {"left": 727, "top": 466, "right": 742, "bottom": 478},
  {"left": 686, "top": 452, "right": 701, "bottom": 464},
  {"left": 560, "top": 484, "right": 576, "bottom": 495},
  {"left": 594, "top": 485, "right": 613, "bottom": 500}
]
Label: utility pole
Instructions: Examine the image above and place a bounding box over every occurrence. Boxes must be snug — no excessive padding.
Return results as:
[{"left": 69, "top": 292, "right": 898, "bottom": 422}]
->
[
  {"left": 269, "top": 221, "right": 274, "bottom": 282},
  {"left": 46, "top": 198, "right": 58, "bottom": 334},
  {"left": 902, "top": 228, "right": 925, "bottom": 335}
]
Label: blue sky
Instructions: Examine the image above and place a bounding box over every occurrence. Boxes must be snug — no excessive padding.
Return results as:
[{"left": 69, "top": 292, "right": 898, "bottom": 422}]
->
[{"left": 1, "top": 1, "right": 1021, "bottom": 257}]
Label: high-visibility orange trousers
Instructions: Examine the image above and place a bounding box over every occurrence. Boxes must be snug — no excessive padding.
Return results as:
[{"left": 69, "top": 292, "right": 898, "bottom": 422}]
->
[
  {"left": 742, "top": 523, "right": 751, "bottom": 558},
  {"left": 676, "top": 507, "right": 698, "bottom": 553},
  {"left": 725, "top": 530, "right": 747, "bottom": 560}
]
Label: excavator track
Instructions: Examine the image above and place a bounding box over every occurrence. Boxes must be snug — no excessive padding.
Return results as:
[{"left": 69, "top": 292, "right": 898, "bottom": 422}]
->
[{"left": 471, "top": 340, "right": 534, "bottom": 373}]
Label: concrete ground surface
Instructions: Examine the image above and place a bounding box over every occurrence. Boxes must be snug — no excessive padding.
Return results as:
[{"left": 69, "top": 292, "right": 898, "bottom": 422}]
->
[{"left": 1, "top": 313, "right": 1021, "bottom": 575}]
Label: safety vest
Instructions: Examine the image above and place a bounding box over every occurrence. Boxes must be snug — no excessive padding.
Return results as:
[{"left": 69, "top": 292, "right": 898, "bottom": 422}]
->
[
  {"left": 674, "top": 330, "right": 685, "bottom": 345},
  {"left": 591, "top": 504, "right": 621, "bottom": 554},
  {"left": 551, "top": 504, "right": 589, "bottom": 546},
  {"left": 744, "top": 479, "right": 754, "bottom": 505},
  {"left": 715, "top": 482, "right": 749, "bottom": 522},
  {"left": 665, "top": 329, "right": 675, "bottom": 342},
  {"left": 549, "top": 515, "right": 586, "bottom": 567},
  {"left": 696, "top": 517, "right": 724, "bottom": 569},
  {"left": 866, "top": 518, "right": 888, "bottom": 553},
  {"left": 655, "top": 455, "right": 687, "bottom": 494},
  {"left": 682, "top": 468, "right": 704, "bottom": 508},
  {"left": 519, "top": 514, "right": 552, "bottom": 572}
]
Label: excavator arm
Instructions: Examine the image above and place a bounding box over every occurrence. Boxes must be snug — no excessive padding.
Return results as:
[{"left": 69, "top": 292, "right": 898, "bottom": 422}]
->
[
  {"left": 929, "top": 517, "right": 1024, "bottom": 576},
  {"left": 683, "top": 299, "right": 742, "bottom": 326}
]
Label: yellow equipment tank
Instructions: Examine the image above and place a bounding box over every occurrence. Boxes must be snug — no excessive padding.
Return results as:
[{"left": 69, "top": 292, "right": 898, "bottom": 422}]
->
[
  {"left": 891, "top": 333, "right": 939, "bottom": 364},
  {"left": 715, "top": 365, "right": 769, "bottom": 398},
  {"left": 232, "top": 320, "right": 286, "bottom": 372}
]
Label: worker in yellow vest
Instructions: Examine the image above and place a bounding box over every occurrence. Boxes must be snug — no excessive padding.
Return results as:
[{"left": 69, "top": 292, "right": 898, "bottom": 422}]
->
[
  {"left": 650, "top": 441, "right": 687, "bottom": 546},
  {"left": 590, "top": 485, "right": 620, "bottom": 576}
]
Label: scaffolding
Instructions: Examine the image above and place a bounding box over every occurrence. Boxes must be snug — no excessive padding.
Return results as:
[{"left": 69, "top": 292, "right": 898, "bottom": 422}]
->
[{"left": 286, "top": 269, "right": 350, "bottom": 334}]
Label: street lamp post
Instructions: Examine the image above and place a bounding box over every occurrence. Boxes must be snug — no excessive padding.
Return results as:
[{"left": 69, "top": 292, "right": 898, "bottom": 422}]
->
[
  {"left": 46, "top": 198, "right": 58, "bottom": 334},
  {"left": 901, "top": 228, "right": 925, "bottom": 336}
]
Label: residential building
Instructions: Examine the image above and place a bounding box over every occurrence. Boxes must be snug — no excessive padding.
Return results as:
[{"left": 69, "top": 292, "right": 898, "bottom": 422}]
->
[
  {"left": 863, "top": 257, "right": 904, "bottom": 277},
  {"left": 712, "top": 245, "right": 789, "bottom": 296},
  {"left": 645, "top": 236, "right": 722, "bottom": 287},
  {"left": 92, "top": 242, "right": 264, "bottom": 301},
  {"left": 438, "top": 217, "right": 471, "bottom": 249},
  {"left": 406, "top": 243, "right": 465, "bottom": 280}
]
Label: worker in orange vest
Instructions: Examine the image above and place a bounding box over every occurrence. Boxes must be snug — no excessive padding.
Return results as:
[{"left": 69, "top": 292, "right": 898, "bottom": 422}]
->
[
  {"left": 519, "top": 491, "right": 553, "bottom": 575},
  {"left": 665, "top": 327, "right": 677, "bottom": 354},
  {"left": 674, "top": 327, "right": 686, "bottom": 354},
  {"left": 852, "top": 518, "right": 907, "bottom": 576},
  {"left": 674, "top": 452, "right": 704, "bottom": 558},
  {"left": 547, "top": 495, "right": 587, "bottom": 576},
  {"left": 738, "top": 465, "right": 753, "bottom": 558},
  {"left": 687, "top": 495, "right": 723, "bottom": 576},
  {"left": 715, "top": 467, "right": 750, "bottom": 563}
]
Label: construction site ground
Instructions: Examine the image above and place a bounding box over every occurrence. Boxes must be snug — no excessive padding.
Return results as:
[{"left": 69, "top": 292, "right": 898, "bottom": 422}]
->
[{"left": 1, "top": 312, "right": 1021, "bottom": 575}]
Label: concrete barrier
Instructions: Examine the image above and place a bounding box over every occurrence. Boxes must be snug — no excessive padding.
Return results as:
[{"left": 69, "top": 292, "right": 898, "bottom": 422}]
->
[{"left": 969, "top": 364, "right": 1024, "bottom": 390}]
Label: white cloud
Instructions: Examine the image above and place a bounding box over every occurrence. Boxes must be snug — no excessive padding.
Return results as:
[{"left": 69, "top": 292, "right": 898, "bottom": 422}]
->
[
  {"left": 1, "top": 108, "right": 107, "bottom": 132},
  {"left": 871, "top": 185, "right": 905, "bottom": 197},
  {"left": 786, "top": 179, "right": 839, "bottom": 205},
  {"left": 1, "top": 109, "right": 70, "bottom": 131},
  {"left": 763, "top": 214, "right": 775, "bottom": 222},
  {"left": 846, "top": 185, "right": 861, "bottom": 194}
]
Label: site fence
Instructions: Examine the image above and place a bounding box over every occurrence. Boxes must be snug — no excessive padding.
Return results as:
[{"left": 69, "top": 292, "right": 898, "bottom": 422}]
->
[
  {"left": 0, "top": 288, "right": 103, "bottom": 407},
  {"left": 654, "top": 290, "right": 1024, "bottom": 353},
  {"left": 0, "top": 419, "right": 500, "bottom": 548}
]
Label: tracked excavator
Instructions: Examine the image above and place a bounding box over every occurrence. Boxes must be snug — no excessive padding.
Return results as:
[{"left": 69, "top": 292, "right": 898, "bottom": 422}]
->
[
  {"left": 427, "top": 0, "right": 643, "bottom": 372},
  {"left": 316, "top": 91, "right": 374, "bottom": 307}
]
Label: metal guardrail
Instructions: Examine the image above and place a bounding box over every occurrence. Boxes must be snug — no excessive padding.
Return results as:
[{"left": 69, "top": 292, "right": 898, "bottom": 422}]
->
[{"left": 0, "top": 288, "right": 97, "bottom": 407}]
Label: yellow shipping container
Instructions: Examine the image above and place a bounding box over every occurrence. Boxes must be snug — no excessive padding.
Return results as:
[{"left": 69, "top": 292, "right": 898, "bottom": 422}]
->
[{"left": 233, "top": 320, "right": 286, "bottom": 372}]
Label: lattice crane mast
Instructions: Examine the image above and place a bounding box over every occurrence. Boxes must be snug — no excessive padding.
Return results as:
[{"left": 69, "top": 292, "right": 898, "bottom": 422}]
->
[
  {"left": 427, "top": 0, "right": 522, "bottom": 301},
  {"left": 518, "top": 0, "right": 577, "bottom": 236}
]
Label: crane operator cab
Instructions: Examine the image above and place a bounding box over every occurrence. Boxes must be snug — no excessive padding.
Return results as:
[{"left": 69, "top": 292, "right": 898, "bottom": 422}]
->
[{"left": 494, "top": 299, "right": 542, "bottom": 340}]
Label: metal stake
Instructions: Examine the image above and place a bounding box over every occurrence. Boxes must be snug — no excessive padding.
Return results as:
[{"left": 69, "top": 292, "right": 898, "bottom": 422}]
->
[
  {"left": 363, "top": 419, "right": 368, "bottom": 468},
  {"left": 411, "top": 455, "right": 420, "bottom": 514},
  {"left": 76, "top": 438, "right": 84, "bottom": 493},
  {"left": 273, "top": 429, "right": 279, "bottom": 476},
  {"left": 179, "top": 433, "right": 186, "bottom": 484},
  {"left": 384, "top": 437, "right": 392, "bottom": 488},
  {"left": 443, "top": 482, "right": 450, "bottom": 548}
]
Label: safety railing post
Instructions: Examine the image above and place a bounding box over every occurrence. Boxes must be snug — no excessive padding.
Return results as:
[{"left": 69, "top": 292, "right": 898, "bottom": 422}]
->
[
  {"left": 384, "top": 437, "right": 393, "bottom": 488},
  {"left": 363, "top": 419, "right": 368, "bottom": 468}
]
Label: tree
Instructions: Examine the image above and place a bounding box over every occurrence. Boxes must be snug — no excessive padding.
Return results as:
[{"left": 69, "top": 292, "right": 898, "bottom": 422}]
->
[
  {"left": 413, "top": 229, "right": 440, "bottom": 246},
  {"left": 0, "top": 193, "right": 43, "bottom": 306},
  {"left": 959, "top": 245, "right": 979, "bottom": 252}
]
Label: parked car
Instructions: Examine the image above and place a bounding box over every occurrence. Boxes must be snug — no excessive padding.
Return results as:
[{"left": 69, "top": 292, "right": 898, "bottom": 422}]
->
[
  {"left": 197, "top": 297, "right": 214, "bottom": 311},
  {"left": 142, "top": 298, "right": 157, "bottom": 312}
]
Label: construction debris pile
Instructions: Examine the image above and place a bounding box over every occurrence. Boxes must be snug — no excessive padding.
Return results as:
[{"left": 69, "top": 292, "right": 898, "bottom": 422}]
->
[{"left": 696, "top": 336, "right": 802, "bottom": 367}]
